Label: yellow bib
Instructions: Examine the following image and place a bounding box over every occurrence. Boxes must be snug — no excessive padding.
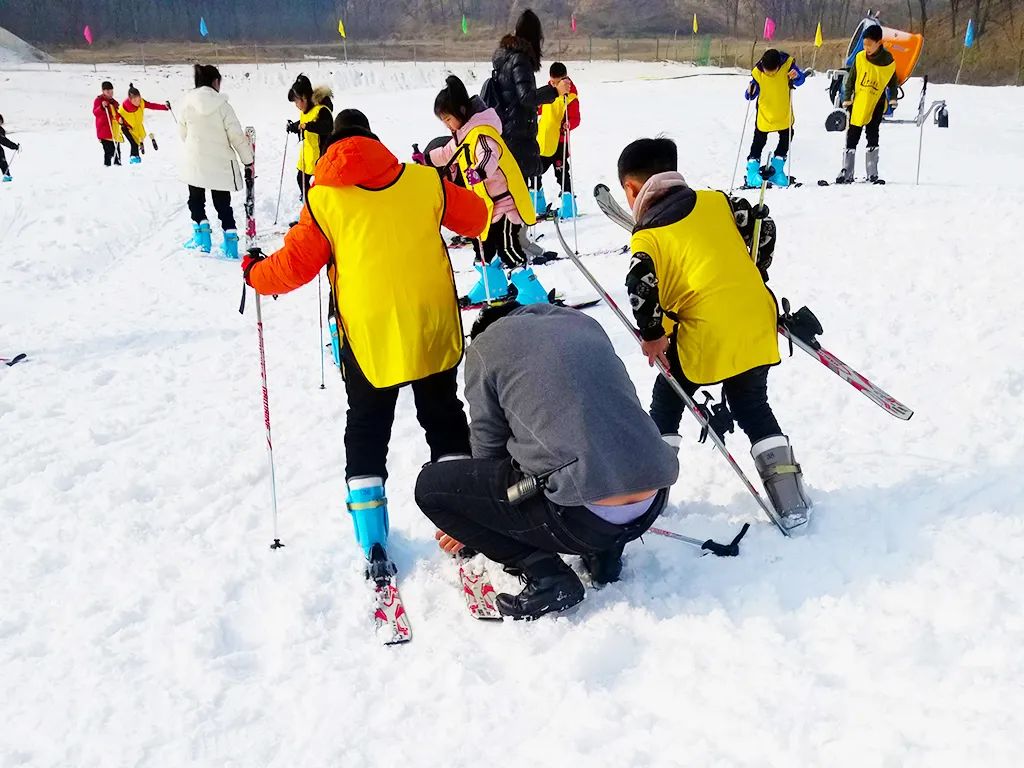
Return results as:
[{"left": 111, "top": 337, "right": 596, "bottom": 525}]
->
[
  {"left": 537, "top": 93, "right": 577, "bottom": 157},
  {"left": 309, "top": 164, "right": 463, "bottom": 388},
  {"left": 454, "top": 123, "right": 536, "bottom": 238},
  {"left": 751, "top": 58, "right": 794, "bottom": 132},
  {"left": 118, "top": 100, "right": 148, "bottom": 143},
  {"left": 298, "top": 105, "right": 327, "bottom": 175},
  {"left": 850, "top": 50, "right": 896, "bottom": 127},
  {"left": 630, "top": 191, "right": 780, "bottom": 385}
]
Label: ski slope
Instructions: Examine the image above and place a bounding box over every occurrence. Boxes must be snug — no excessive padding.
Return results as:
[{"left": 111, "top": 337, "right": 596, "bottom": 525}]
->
[{"left": 2, "top": 59, "right": 1023, "bottom": 767}]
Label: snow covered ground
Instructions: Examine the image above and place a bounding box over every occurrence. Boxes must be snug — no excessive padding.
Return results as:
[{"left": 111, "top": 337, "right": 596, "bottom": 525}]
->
[{"left": 2, "top": 58, "right": 1024, "bottom": 767}]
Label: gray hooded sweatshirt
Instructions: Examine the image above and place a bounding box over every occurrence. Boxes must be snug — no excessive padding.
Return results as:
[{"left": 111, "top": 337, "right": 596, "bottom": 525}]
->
[{"left": 464, "top": 304, "right": 679, "bottom": 506}]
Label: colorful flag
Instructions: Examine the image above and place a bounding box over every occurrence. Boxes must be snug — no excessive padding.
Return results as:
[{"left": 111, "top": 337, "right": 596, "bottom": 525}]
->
[
  {"left": 964, "top": 18, "right": 975, "bottom": 48},
  {"left": 692, "top": 14, "right": 698, "bottom": 34},
  {"left": 571, "top": 14, "right": 577, "bottom": 33},
  {"left": 83, "top": 25, "right": 93, "bottom": 45},
  {"left": 199, "top": 17, "right": 209, "bottom": 38},
  {"left": 763, "top": 17, "right": 775, "bottom": 41},
  {"left": 338, "top": 18, "right": 346, "bottom": 39},
  {"left": 814, "top": 22, "right": 823, "bottom": 47},
  {"left": 461, "top": 14, "right": 468, "bottom": 35}
]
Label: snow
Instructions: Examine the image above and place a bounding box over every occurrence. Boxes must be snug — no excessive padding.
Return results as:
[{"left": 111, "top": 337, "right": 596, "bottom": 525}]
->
[
  {"left": 3, "top": 59, "right": 1024, "bottom": 767},
  {"left": 0, "top": 27, "right": 50, "bottom": 64}
]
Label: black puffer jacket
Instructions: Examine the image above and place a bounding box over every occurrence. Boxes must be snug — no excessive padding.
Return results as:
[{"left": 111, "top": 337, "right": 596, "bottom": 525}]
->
[{"left": 491, "top": 34, "right": 553, "bottom": 178}]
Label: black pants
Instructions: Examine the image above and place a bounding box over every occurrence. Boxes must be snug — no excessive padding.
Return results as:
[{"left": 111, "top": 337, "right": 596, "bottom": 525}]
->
[
  {"left": 342, "top": 347, "right": 470, "bottom": 481},
  {"left": 415, "top": 457, "right": 668, "bottom": 566},
  {"left": 536, "top": 150, "right": 572, "bottom": 194},
  {"left": 187, "top": 185, "right": 236, "bottom": 230},
  {"left": 296, "top": 170, "right": 311, "bottom": 201},
  {"left": 846, "top": 100, "right": 886, "bottom": 149},
  {"left": 101, "top": 139, "right": 120, "bottom": 166},
  {"left": 125, "top": 132, "right": 142, "bottom": 159},
  {"left": 0, "top": 147, "right": 8, "bottom": 176},
  {"left": 749, "top": 127, "right": 793, "bottom": 160},
  {"left": 651, "top": 339, "right": 782, "bottom": 445},
  {"left": 471, "top": 217, "right": 528, "bottom": 269}
]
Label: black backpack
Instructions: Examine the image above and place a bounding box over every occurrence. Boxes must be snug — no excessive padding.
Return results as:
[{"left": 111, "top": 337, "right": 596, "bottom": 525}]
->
[{"left": 479, "top": 68, "right": 501, "bottom": 109}]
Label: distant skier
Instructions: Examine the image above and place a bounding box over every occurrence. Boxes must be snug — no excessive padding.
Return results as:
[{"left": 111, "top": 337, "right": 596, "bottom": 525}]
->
[
  {"left": 617, "top": 137, "right": 811, "bottom": 531},
  {"left": 92, "top": 80, "right": 124, "bottom": 167},
  {"left": 286, "top": 74, "right": 333, "bottom": 200},
  {"left": 534, "top": 62, "right": 580, "bottom": 218},
  {"left": 178, "top": 64, "right": 253, "bottom": 258},
  {"left": 242, "top": 113, "right": 490, "bottom": 583},
  {"left": 0, "top": 114, "right": 19, "bottom": 182},
  {"left": 744, "top": 48, "right": 805, "bottom": 188},
  {"left": 415, "top": 301, "right": 679, "bottom": 620},
  {"left": 425, "top": 74, "right": 549, "bottom": 306},
  {"left": 118, "top": 83, "right": 170, "bottom": 165},
  {"left": 836, "top": 25, "right": 899, "bottom": 184}
]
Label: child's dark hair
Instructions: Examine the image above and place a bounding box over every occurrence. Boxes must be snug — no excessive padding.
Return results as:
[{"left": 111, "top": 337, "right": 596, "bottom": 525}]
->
[
  {"left": 288, "top": 74, "right": 313, "bottom": 103},
  {"left": 550, "top": 62, "right": 567, "bottom": 79},
  {"left": 433, "top": 75, "right": 473, "bottom": 122},
  {"left": 515, "top": 9, "right": 544, "bottom": 70},
  {"left": 101, "top": 80, "right": 113, "bottom": 90},
  {"left": 194, "top": 64, "right": 221, "bottom": 89},
  {"left": 760, "top": 49, "right": 783, "bottom": 71},
  {"left": 863, "top": 25, "right": 884, "bottom": 42},
  {"left": 617, "top": 138, "right": 678, "bottom": 185},
  {"left": 327, "top": 108, "right": 378, "bottom": 147},
  {"left": 127, "top": 83, "right": 141, "bottom": 98}
]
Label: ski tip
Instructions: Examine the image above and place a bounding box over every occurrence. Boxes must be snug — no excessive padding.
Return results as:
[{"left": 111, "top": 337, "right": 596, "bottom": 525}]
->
[
  {"left": 817, "top": 180, "right": 830, "bottom": 186},
  {"left": 593, "top": 183, "right": 610, "bottom": 197}
]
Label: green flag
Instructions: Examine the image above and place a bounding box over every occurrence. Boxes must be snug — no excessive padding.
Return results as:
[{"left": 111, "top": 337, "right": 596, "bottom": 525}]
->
[{"left": 461, "top": 14, "right": 468, "bottom": 35}]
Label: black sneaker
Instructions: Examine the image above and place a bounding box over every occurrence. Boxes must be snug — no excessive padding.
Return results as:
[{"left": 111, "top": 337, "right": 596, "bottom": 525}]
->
[
  {"left": 495, "top": 552, "right": 585, "bottom": 620},
  {"left": 581, "top": 543, "right": 626, "bottom": 585}
]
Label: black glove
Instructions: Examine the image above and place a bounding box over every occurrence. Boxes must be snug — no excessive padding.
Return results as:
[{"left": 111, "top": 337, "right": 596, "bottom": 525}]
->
[
  {"left": 244, "top": 163, "right": 254, "bottom": 182},
  {"left": 286, "top": 120, "right": 300, "bottom": 135},
  {"left": 242, "top": 248, "right": 266, "bottom": 285},
  {"left": 165, "top": 100, "right": 172, "bottom": 110},
  {"left": 12, "top": 143, "right": 19, "bottom": 151}
]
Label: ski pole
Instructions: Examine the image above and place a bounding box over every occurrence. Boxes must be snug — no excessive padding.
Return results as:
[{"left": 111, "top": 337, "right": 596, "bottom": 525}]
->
[
  {"left": 273, "top": 127, "right": 289, "bottom": 226},
  {"left": 750, "top": 178, "right": 769, "bottom": 266},
  {"left": 561, "top": 93, "right": 580, "bottom": 253},
  {"left": 168, "top": 104, "right": 178, "bottom": 125},
  {"left": 728, "top": 94, "right": 753, "bottom": 194},
  {"left": 649, "top": 523, "right": 750, "bottom": 556},
  {"left": 254, "top": 291, "right": 284, "bottom": 550},
  {"left": 551, "top": 218, "right": 789, "bottom": 537},
  {"left": 317, "top": 269, "right": 326, "bottom": 389},
  {"left": 6, "top": 148, "right": 19, "bottom": 174}
]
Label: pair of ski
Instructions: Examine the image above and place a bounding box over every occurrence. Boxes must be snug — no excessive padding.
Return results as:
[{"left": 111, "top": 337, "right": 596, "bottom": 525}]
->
[
  {"left": 817, "top": 178, "right": 886, "bottom": 186},
  {"left": 592, "top": 184, "right": 913, "bottom": 421}
]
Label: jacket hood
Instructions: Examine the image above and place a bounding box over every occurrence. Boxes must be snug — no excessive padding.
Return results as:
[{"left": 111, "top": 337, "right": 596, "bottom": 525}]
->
[
  {"left": 186, "top": 86, "right": 229, "bottom": 116},
  {"left": 312, "top": 85, "right": 333, "bottom": 106},
  {"left": 634, "top": 174, "right": 697, "bottom": 232},
  {"left": 314, "top": 136, "right": 401, "bottom": 189},
  {"left": 121, "top": 100, "right": 141, "bottom": 114},
  {"left": 456, "top": 99, "right": 503, "bottom": 142},
  {"left": 494, "top": 34, "right": 539, "bottom": 71}
]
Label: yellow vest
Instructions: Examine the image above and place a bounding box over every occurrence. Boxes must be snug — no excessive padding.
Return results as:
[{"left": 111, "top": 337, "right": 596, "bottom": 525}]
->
[
  {"left": 118, "top": 100, "right": 148, "bottom": 143},
  {"left": 454, "top": 123, "right": 536, "bottom": 239},
  {"left": 850, "top": 50, "right": 896, "bottom": 127},
  {"left": 308, "top": 164, "right": 463, "bottom": 388},
  {"left": 298, "top": 104, "right": 327, "bottom": 175},
  {"left": 630, "top": 191, "right": 780, "bottom": 385},
  {"left": 751, "top": 58, "right": 794, "bottom": 132},
  {"left": 537, "top": 93, "right": 577, "bottom": 157}
]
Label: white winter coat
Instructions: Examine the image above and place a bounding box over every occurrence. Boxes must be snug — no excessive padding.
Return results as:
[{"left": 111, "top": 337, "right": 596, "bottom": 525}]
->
[{"left": 178, "top": 86, "right": 253, "bottom": 192}]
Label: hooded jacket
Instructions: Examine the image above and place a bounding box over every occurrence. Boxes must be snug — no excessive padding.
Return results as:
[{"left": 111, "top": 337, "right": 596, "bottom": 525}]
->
[
  {"left": 118, "top": 97, "right": 169, "bottom": 144},
  {"left": 537, "top": 79, "right": 580, "bottom": 158},
  {"left": 490, "top": 34, "right": 551, "bottom": 178},
  {"left": 297, "top": 85, "right": 335, "bottom": 175},
  {"left": 92, "top": 95, "right": 123, "bottom": 142},
  {"left": 428, "top": 97, "right": 522, "bottom": 224},
  {"left": 844, "top": 45, "right": 899, "bottom": 122},
  {"left": 177, "top": 86, "right": 253, "bottom": 192}
]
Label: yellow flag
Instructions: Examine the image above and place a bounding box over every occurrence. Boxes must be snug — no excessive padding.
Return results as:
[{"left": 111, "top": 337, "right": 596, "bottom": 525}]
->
[
  {"left": 338, "top": 18, "right": 347, "bottom": 39},
  {"left": 814, "top": 21, "right": 823, "bottom": 47},
  {"left": 692, "top": 13, "right": 698, "bottom": 34}
]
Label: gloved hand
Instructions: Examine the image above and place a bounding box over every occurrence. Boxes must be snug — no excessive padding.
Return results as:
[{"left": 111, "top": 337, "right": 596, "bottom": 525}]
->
[
  {"left": 464, "top": 167, "right": 482, "bottom": 186},
  {"left": 242, "top": 248, "right": 266, "bottom": 286},
  {"left": 286, "top": 120, "right": 300, "bottom": 135},
  {"left": 412, "top": 150, "right": 426, "bottom": 165},
  {"left": 12, "top": 143, "right": 20, "bottom": 151},
  {"left": 556, "top": 78, "right": 573, "bottom": 97},
  {"left": 165, "top": 100, "right": 172, "bottom": 109}
]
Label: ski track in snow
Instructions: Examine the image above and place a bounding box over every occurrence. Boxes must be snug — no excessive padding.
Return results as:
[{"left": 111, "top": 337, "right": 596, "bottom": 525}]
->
[{"left": 2, "top": 60, "right": 1023, "bottom": 767}]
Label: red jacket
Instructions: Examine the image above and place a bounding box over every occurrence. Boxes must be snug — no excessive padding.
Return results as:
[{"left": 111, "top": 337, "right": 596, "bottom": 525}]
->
[{"left": 92, "top": 95, "right": 121, "bottom": 141}]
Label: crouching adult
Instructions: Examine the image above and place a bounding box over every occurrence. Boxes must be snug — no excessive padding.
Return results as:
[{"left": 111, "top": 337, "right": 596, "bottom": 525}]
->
[{"left": 414, "top": 302, "right": 679, "bottom": 620}]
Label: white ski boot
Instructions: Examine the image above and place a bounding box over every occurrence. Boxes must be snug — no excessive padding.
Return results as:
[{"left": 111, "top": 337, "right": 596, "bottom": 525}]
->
[
  {"left": 751, "top": 435, "right": 811, "bottom": 532},
  {"left": 835, "top": 149, "right": 855, "bottom": 184}
]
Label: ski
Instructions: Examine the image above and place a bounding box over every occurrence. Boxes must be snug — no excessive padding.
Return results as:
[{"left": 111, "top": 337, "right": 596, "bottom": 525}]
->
[
  {"left": 2, "top": 353, "right": 27, "bottom": 367},
  {"left": 595, "top": 184, "right": 913, "bottom": 420},
  {"left": 460, "top": 296, "right": 600, "bottom": 312},
  {"left": 244, "top": 126, "right": 257, "bottom": 249},
  {"left": 150, "top": 133, "right": 159, "bottom": 151},
  {"left": 456, "top": 555, "right": 502, "bottom": 620},
  {"left": 817, "top": 178, "right": 886, "bottom": 186},
  {"left": 374, "top": 580, "right": 412, "bottom": 644}
]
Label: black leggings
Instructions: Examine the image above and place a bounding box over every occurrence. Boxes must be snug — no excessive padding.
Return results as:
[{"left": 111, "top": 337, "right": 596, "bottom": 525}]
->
[
  {"left": 0, "top": 147, "right": 9, "bottom": 176},
  {"left": 101, "top": 140, "right": 120, "bottom": 166},
  {"left": 187, "top": 185, "right": 236, "bottom": 230},
  {"left": 471, "top": 217, "right": 528, "bottom": 269},
  {"left": 125, "top": 132, "right": 142, "bottom": 159},
  {"left": 536, "top": 151, "right": 572, "bottom": 193},
  {"left": 296, "top": 170, "right": 311, "bottom": 201},
  {"left": 415, "top": 457, "right": 667, "bottom": 566},
  {"left": 749, "top": 127, "right": 793, "bottom": 160},
  {"left": 846, "top": 100, "right": 886, "bottom": 149}
]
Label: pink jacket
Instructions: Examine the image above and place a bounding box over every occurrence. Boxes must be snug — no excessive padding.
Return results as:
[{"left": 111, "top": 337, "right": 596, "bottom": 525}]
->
[{"left": 428, "top": 102, "right": 522, "bottom": 225}]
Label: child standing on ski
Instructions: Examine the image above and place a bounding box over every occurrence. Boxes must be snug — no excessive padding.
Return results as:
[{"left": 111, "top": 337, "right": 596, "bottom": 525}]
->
[
  {"left": 0, "top": 114, "right": 19, "bottom": 182},
  {"left": 617, "top": 137, "right": 811, "bottom": 531},
  {"left": 92, "top": 81, "right": 124, "bottom": 167},
  {"left": 836, "top": 25, "right": 898, "bottom": 184},
  {"left": 242, "top": 114, "right": 490, "bottom": 582},
  {"left": 118, "top": 84, "right": 170, "bottom": 164},
  {"left": 426, "top": 75, "right": 549, "bottom": 306},
  {"left": 534, "top": 62, "right": 580, "bottom": 218},
  {"left": 744, "top": 48, "right": 805, "bottom": 189},
  {"left": 286, "top": 74, "right": 333, "bottom": 200}
]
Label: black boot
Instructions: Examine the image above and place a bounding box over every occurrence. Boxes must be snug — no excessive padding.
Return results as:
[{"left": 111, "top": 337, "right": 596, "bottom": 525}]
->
[
  {"left": 495, "top": 552, "right": 585, "bottom": 620},
  {"left": 581, "top": 542, "right": 625, "bottom": 585}
]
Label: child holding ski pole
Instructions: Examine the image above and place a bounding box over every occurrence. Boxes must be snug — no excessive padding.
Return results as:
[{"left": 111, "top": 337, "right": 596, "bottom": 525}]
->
[
  {"left": 118, "top": 84, "right": 171, "bottom": 164},
  {"left": 92, "top": 81, "right": 124, "bottom": 167},
  {"left": 744, "top": 48, "right": 805, "bottom": 189},
  {"left": 534, "top": 62, "right": 580, "bottom": 218},
  {"left": 617, "top": 137, "right": 811, "bottom": 532},
  {"left": 241, "top": 113, "right": 490, "bottom": 583},
  {"left": 424, "top": 74, "right": 549, "bottom": 306},
  {"left": 0, "top": 114, "right": 19, "bottom": 182},
  {"left": 286, "top": 74, "right": 333, "bottom": 200}
]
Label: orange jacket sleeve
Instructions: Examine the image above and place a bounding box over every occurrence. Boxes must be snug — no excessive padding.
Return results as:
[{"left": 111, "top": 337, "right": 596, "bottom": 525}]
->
[
  {"left": 249, "top": 206, "right": 332, "bottom": 295},
  {"left": 441, "top": 180, "right": 489, "bottom": 239}
]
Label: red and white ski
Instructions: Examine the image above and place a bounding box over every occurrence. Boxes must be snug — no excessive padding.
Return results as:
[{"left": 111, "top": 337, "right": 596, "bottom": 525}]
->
[
  {"left": 244, "top": 126, "right": 257, "bottom": 249},
  {"left": 374, "top": 581, "right": 412, "bottom": 645},
  {"left": 457, "top": 557, "right": 502, "bottom": 621}
]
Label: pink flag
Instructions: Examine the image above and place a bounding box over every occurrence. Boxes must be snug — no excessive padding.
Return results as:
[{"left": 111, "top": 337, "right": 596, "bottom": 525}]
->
[
  {"left": 763, "top": 17, "right": 776, "bottom": 41},
  {"left": 83, "top": 25, "right": 93, "bottom": 45},
  {"left": 571, "top": 14, "right": 577, "bottom": 33}
]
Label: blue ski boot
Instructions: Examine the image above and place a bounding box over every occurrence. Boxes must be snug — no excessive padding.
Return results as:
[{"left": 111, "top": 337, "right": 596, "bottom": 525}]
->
[
  {"left": 509, "top": 266, "right": 550, "bottom": 305},
  {"left": 464, "top": 258, "right": 510, "bottom": 305},
  {"left": 559, "top": 191, "right": 578, "bottom": 220},
  {"left": 129, "top": 156, "right": 141, "bottom": 165},
  {"left": 183, "top": 221, "right": 211, "bottom": 251},
  {"left": 346, "top": 477, "right": 396, "bottom": 582},
  {"left": 222, "top": 229, "right": 240, "bottom": 260},
  {"left": 1, "top": 174, "right": 11, "bottom": 183},
  {"left": 769, "top": 156, "right": 790, "bottom": 188},
  {"left": 328, "top": 315, "right": 341, "bottom": 369},
  {"left": 745, "top": 159, "right": 763, "bottom": 188},
  {"left": 531, "top": 188, "right": 547, "bottom": 218}
]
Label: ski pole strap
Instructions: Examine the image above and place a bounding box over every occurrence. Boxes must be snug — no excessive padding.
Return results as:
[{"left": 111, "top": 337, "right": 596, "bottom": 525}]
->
[{"left": 701, "top": 523, "right": 749, "bottom": 557}]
